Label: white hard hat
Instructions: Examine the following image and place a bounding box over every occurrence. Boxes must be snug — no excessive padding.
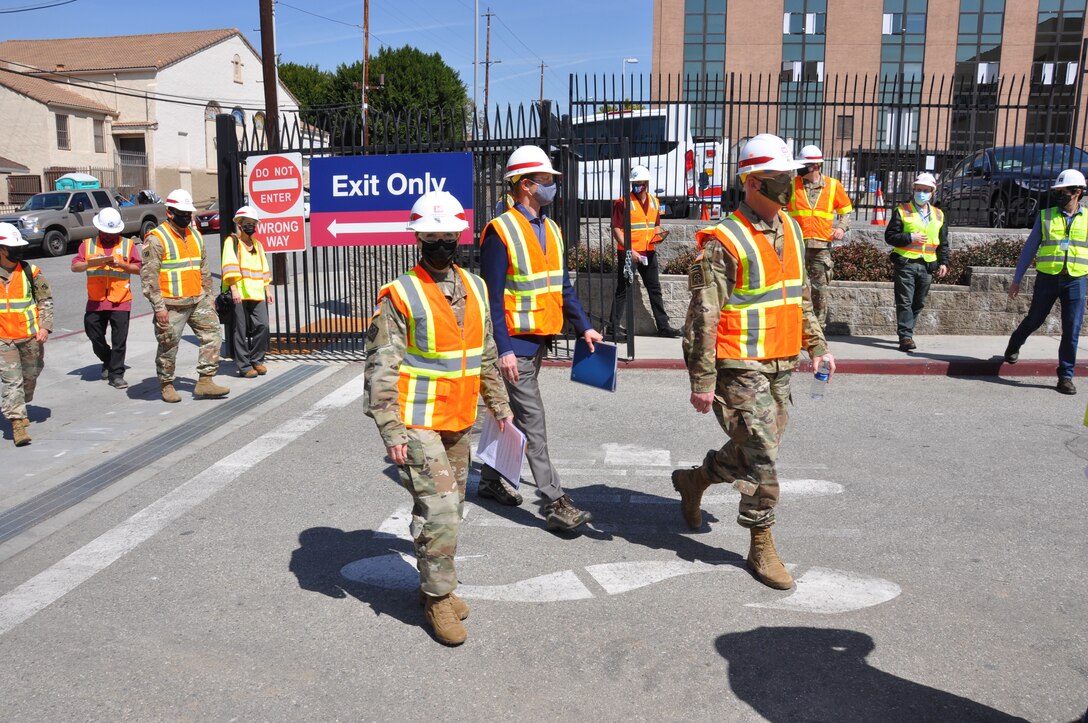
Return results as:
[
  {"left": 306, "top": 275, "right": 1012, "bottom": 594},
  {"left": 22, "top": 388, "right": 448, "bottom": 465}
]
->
[
  {"left": 504, "top": 145, "right": 562, "bottom": 180},
  {"left": 737, "top": 134, "right": 806, "bottom": 177},
  {"left": 406, "top": 191, "right": 469, "bottom": 234},
  {"left": 799, "top": 145, "right": 823, "bottom": 163},
  {"left": 0, "top": 222, "right": 27, "bottom": 247},
  {"left": 93, "top": 207, "right": 125, "bottom": 234},
  {"left": 913, "top": 172, "right": 938, "bottom": 189},
  {"left": 165, "top": 188, "right": 197, "bottom": 213},
  {"left": 234, "top": 205, "right": 261, "bottom": 221},
  {"left": 630, "top": 165, "right": 651, "bottom": 183},
  {"left": 1052, "top": 169, "right": 1087, "bottom": 188}
]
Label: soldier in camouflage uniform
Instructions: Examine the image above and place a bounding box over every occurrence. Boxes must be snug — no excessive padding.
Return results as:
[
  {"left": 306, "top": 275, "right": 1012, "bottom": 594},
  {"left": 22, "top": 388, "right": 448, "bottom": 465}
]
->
[
  {"left": 364, "top": 191, "right": 511, "bottom": 646},
  {"left": 141, "top": 189, "right": 229, "bottom": 403},
  {"left": 672, "top": 134, "right": 835, "bottom": 590},
  {"left": 0, "top": 223, "right": 53, "bottom": 447}
]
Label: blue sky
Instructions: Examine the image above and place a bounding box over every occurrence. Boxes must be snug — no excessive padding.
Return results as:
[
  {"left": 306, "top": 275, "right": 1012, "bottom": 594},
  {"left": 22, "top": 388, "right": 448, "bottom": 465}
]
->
[{"left": 4, "top": 0, "right": 652, "bottom": 111}]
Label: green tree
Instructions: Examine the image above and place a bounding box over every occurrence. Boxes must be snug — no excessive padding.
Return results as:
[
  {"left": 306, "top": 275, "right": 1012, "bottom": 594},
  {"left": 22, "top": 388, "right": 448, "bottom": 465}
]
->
[
  {"left": 367, "top": 45, "right": 468, "bottom": 114},
  {"left": 278, "top": 62, "right": 334, "bottom": 124}
]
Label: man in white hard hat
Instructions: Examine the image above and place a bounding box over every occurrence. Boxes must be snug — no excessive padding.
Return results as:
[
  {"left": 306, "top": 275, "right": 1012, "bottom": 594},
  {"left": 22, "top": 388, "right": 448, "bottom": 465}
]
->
[
  {"left": 671, "top": 133, "right": 835, "bottom": 590},
  {"left": 477, "top": 145, "right": 603, "bottom": 531},
  {"left": 71, "top": 207, "right": 142, "bottom": 389},
  {"left": 610, "top": 164, "right": 682, "bottom": 338},
  {"left": 141, "top": 189, "right": 230, "bottom": 403},
  {"left": 787, "top": 145, "right": 854, "bottom": 329},
  {"left": 884, "top": 172, "right": 949, "bottom": 351},
  {"left": 0, "top": 222, "right": 53, "bottom": 447},
  {"left": 1005, "top": 168, "right": 1088, "bottom": 394},
  {"left": 364, "top": 190, "right": 512, "bottom": 645}
]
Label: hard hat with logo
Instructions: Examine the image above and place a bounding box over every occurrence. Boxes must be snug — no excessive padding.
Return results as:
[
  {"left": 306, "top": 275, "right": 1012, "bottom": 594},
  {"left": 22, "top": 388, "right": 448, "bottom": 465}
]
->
[
  {"left": 0, "top": 222, "right": 27, "bottom": 247},
  {"left": 504, "top": 145, "right": 562, "bottom": 180},
  {"left": 630, "top": 165, "right": 651, "bottom": 183},
  {"left": 737, "top": 134, "right": 806, "bottom": 178},
  {"left": 799, "top": 145, "right": 824, "bottom": 163},
  {"left": 234, "top": 205, "right": 261, "bottom": 221},
  {"left": 406, "top": 191, "right": 469, "bottom": 234},
  {"left": 93, "top": 207, "right": 125, "bottom": 234},
  {"left": 913, "top": 172, "right": 938, "bottom": 190},
  {"left": 1052, "top": 169, "right": 1087, "bottom": 189},
  {"left": 165, "top": 188, "right": 197, "bottom": 213}
]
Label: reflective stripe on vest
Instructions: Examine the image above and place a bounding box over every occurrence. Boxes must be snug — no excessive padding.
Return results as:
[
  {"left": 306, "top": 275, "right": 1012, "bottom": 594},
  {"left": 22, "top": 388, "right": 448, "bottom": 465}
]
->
[
  {"left": 0, "top": 262, "right": 40, "bottom": 339},
  {"left": 786, "top": 176, "right": 850, "bottom": 241},
  {"left": 377, "top": 264, "right": 488, "bottom": 431},
  {"left": 85, "top": 237, "right": 135, "bottom": 304},
  {"left": 486, "top": 210, "right": 565, "bottom": 336},
  {"left": 619, "top": 193, "right": 661, "bottom": 253},
  {"left": 221, "top": 235, "right": 272, "bottom": 300},
  {"left": 696, "top": 211, "right": 805, "bottom": 360},
  {"left": 1037, "top": 207, "right": 1088, "bottom": 277},
  {"left": 148, "top": 223, "right": 204, "bottom": 298},
  {"left": 892, "top": 202, "right": 944, "bottom": 261}
]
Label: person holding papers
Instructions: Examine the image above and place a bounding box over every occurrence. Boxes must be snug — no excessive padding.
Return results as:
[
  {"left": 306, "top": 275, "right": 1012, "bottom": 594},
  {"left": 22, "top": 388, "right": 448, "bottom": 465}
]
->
[
  {"left": 478, "top": 145, "right": 604, "bottom": 532},
  {"left": 364, "top": 191, "right": 512, "bottom": 646}
]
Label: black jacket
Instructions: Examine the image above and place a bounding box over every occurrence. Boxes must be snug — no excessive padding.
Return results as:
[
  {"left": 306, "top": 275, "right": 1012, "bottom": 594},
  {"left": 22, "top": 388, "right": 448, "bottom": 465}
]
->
[{"left": 884, "top": 204, "right": 949, "bottom": 266}]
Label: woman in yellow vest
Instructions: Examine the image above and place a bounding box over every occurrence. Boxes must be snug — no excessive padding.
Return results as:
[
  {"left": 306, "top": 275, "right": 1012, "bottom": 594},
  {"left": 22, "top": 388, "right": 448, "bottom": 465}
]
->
[
  {"left": 1005, "top": 169, "right": 1088, "bottom": 395},
  {"left": 222, "top": 206, "right": 273, "bottom": 378}
]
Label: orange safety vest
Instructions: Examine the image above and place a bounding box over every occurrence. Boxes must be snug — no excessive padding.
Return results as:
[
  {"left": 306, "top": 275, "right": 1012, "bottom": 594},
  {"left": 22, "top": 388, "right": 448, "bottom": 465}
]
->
[
  {"left": 484, "top": 209, "right": 565, "bottom": 336},
  {"left": 377, "top": 263, "right": 489, "bottom": 431},
  {"left": 617, "top": 193, "right": 662, "bottom": 253},
  {"left": 146, "top": 222, "right": 204, "bottom": 299},
  {"left": 85, "top": 236, "right": 135, "bottom": 304},
  {"left": 0, "top": 262, "right": 41, "bottom": 339},
  {"left": 696, "top": 210, "right": 806, "bottom": 361},
  {"left": 786, "top": 176, "right": 853, "bottom": 241}
]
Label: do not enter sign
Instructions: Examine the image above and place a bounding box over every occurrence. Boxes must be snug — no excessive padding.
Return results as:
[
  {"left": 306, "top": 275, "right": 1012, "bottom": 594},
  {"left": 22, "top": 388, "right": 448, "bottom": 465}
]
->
[{"left": 245, "top": 152, "right": 306, "bottom": 253}]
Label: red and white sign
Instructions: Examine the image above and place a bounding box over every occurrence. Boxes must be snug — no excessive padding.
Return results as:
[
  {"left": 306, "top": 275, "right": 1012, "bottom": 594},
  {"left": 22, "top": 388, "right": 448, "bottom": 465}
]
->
[{"left": 245, "top": 152, "right": 306, "bottom": 253}]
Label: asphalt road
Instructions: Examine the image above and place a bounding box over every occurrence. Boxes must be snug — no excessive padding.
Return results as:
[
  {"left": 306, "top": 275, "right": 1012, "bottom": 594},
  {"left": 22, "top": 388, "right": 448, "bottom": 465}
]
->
[{"left": 0, "top": 367, "right": 1084, "bottom": 721}]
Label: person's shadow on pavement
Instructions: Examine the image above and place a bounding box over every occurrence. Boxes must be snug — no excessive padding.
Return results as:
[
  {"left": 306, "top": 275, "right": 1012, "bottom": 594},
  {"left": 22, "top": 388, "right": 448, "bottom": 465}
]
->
[{"left": 716, "top": 626, "right": 1028, "bottom": 722}]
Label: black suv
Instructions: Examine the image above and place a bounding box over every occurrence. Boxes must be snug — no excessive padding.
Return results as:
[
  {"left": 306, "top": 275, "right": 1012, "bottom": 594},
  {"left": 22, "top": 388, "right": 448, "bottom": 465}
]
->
[{"left": 937, "top": 144, "right": 1088, "bottom": 228}]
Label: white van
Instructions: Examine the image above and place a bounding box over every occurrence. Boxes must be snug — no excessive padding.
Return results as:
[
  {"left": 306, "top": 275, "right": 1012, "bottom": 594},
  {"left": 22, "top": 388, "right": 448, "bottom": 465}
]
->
[{"left": 572, "top": 104, "right": 726, "bottom": 218}]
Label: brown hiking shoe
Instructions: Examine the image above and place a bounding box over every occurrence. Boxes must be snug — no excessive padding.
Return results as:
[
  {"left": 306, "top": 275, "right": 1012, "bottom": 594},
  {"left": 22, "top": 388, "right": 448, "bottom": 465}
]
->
[
  {"left": 11, "top": 418, "right": 31, "bottom": 447},
  {"left": 747, "top": 527, "right": 794, "bottom": 590},
  {"left": 543, "top": 494, "right": 592, "bottom": 531},
  {"left": 240, "top": 369, "right": 258, "bottom": 378},
  {"left": 160, "top": 381, "right": 181, "bottom": 404},
  {"left": 419, "top": 589, "right": 469, "bottom": 620},
  {"left": 672, "top": 466, "right": 711, "bottom": 530},
  {"left": 253, "top": 363, "right": 268, "bottom": 375},
  {"left": 424, "top": 594, "right": 468, "bottom": 645},
  {"left": 194, "top": 375, "right": 230, "bottom": 398}
]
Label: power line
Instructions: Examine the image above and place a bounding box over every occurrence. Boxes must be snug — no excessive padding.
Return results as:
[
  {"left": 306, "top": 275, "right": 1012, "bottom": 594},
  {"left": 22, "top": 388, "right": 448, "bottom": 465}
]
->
[
  {"left": 275, "top": 0, "right": 390, "bottom": 48},
  {"left": 0, "top": 0, "right": 78, "bottom": 13}
]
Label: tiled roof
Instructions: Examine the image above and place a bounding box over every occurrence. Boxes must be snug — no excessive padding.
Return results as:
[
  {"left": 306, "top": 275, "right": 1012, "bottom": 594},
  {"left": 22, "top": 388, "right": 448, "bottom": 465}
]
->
[
  {"left": 0, "top": 155, "right": 29, "bottom": 173},
  {"left": 0, "top": 29, "right": 238, "bottom": 73},
  {"left": 0, "top": 68, "right": 115, "bottom": 114}
]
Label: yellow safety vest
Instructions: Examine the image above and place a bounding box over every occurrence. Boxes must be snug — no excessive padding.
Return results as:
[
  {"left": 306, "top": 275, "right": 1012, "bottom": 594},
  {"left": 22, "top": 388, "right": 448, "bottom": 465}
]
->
[
  {"left": 1036, "top": 207, "right": 1088, "bottom": 277},
  {"left": 221, "top": 235, "right": 271, "bottom": 300},
  {"left": 892, "top": 202, "right": 944, "bottom": 262}
]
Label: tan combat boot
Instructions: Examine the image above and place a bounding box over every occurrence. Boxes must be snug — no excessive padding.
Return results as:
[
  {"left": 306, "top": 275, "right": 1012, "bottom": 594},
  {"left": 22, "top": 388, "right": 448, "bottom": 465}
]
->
[
  {"left": 672, "top": 466, "right": 712, "bottom": 530},
  {"left": 193, "top": 375, "right": 230, "bottom": 399},
  {"left": 747, "top": 527, "right": 794, "bottom": 590},
  {"left": 160, "top": 381, "right": 181, "bottom": 404},
  {"left": 11, "top": 418, "right": 31, "bottom": 447},
  {"left": 424, "top": 594, "right": 468, "bottom": 645},
  {"left": 419, "top": 589, "right": 469, "bottom": 620}
]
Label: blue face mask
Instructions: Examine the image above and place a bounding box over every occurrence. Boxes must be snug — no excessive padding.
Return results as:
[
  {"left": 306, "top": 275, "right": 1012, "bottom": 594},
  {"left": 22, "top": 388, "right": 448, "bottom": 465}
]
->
[
  {"left": 532, "top": 182, "right": 557, "bottom": 206},
  {"left": 914, "top": 191, "right": 932, "bottom": 206}
]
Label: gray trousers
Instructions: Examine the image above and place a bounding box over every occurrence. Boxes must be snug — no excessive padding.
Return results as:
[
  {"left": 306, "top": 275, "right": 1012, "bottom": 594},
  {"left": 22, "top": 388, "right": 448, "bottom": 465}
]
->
[
  {"left": 481, "top": 345, "right": 564, "bottom": 502},
  {"left": 230, "top": 299, "right": 269, "bottom": 372}
]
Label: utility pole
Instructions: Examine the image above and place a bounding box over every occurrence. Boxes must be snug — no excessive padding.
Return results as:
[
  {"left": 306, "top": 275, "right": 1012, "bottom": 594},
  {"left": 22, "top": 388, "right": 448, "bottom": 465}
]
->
[
  {"left": 483, "top": 9, "right": 499, "bottom": 138},
  {"left": 258, "top": 0, "right": 279, "bottom": 152},
  {"left": 473, "top": 0, "right": 479, "bottom": 135},
  {"left": 539, "top": 62, "right": 546, "bottom": 104},
  {"left": 362, "top": 0, "right": 370, "bottom": 145}
]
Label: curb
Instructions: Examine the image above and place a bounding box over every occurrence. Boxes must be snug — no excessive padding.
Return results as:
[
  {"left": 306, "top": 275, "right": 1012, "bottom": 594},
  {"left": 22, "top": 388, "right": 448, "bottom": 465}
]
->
[{"left": 544, "top": 358, "right": 1077, "bottom": 377}]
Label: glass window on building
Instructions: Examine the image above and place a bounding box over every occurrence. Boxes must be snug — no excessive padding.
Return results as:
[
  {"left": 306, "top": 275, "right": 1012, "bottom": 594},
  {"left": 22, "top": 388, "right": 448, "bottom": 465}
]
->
[
  {"left": 951, "top": 0, "right": 1005, "bottom": 153},
  {"left": 780, "top": 0, "right": 826, "bottom": 145},
  {"left": 683, "top": 0, "right": 727, "bottom": 138},
  {"left": 879, "top": 0, "right": 927, "bottom": 148},
  {"left": 1027, "top": 0, "right": 1086, "bottom": 144}
]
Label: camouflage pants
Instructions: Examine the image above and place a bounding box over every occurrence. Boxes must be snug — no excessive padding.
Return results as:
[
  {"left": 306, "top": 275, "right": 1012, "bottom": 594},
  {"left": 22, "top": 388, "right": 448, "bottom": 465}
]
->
[
  {"left": 806, "top": 246, "right": 833, "bottom": 329},
  {"left": 701, "top": 368, "right": 791, "bottom": 529},
  {"left": 154, "top": 299, "right": 221, "bottom": 382},
  {"left": 399, "top": 426, "right": 472, "bottom": 596},
  {"left": 0, "top": 337, "right": 44, "bottom": 421}
]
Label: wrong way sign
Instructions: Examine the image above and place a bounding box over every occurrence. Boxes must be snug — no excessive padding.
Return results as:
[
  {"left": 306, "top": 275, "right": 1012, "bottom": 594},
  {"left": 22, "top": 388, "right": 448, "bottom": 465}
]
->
[{"left": 245, "top": 152, "right": 307, "bottom": 253}]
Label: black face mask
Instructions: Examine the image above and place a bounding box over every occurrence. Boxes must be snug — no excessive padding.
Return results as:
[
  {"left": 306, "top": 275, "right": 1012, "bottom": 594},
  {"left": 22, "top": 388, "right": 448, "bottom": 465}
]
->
[
  {"left": 3, "top": 246, "right": 23, "bottom": 262},
  {"left": 240, "top": 223, "right": 258, "bottom": 235},
  {"left": 758, "top": 175, "right": 794, "bottom": 206},
  {"left": 421, "top": 240, "right": 458, "bottom": 269},
  {"left": 799, "top": 165, "right": 819, "bottom": 177},
  {"left": 171, "top": 212, "right": 193, "bottom": 228},
  {"left": 1053, "top": 190, "right": 1077, "bottom": 207}
]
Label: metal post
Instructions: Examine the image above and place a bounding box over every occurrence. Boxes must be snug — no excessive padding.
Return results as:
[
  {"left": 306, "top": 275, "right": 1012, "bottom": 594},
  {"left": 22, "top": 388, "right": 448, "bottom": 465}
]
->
[
  {"left": 362, "top": 0, "right": 370, "bottom": 145},
  {"left": 215, "top": 114, "right": 242, "bottom": 241},
  {"left": 259, "top": 0, "right": 286, "bottom": 286}
]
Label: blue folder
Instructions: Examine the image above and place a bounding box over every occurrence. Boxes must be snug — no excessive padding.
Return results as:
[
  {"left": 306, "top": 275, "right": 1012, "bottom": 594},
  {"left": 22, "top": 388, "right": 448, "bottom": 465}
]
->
[{"left": 570, "top": 339, "right": 618, "bottom": 392}]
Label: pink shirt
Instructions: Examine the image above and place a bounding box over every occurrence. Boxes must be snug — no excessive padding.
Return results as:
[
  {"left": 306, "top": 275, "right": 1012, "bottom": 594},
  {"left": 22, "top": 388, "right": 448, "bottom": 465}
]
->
[{"left": 73, "top": 235, "right": 142, "bottom": 312}]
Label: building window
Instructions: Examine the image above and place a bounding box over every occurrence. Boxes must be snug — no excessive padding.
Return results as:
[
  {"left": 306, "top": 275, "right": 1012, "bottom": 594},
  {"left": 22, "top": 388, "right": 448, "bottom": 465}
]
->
[
  {"left": 232, "top": 107, "right": 245, "bottom": 126},
  {"left": 93, "top": 119, "right": 105, "bottom": 153},
  {"left": 1027, "top": 0, "right": 1086, "bottom": 143},
  {"left": 836, "top": 114, "right": 855, "bottom": 139},
  {"left": 780, "top": 0, "right": 826, "bottom": 144},
  {"left": 683, "top": 0, "right": 727, "bottom": 138},
  {"left": 56, "top": 114, "right": 70, "bottom": 150},
  {"left": 232, "top": 53, "right": 244, "bottom": 84},
  {"left": 878, "top": 0, "right": 927, "bottom": 149}
]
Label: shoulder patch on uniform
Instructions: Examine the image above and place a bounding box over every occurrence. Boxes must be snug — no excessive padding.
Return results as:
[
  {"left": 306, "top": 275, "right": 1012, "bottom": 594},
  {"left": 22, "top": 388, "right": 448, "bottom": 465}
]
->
[
  {"left": 366, "top": 323, "right": 380, "bottom": 342},
  {"left": 688, "top": 258, "right": 709, "bottom": 290}
]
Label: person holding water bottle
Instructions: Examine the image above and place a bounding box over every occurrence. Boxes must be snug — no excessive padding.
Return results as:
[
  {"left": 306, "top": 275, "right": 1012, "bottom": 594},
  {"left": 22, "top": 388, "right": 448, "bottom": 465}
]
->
[{"left": 671, "top": 134, "right": 835, "bottom": 591}]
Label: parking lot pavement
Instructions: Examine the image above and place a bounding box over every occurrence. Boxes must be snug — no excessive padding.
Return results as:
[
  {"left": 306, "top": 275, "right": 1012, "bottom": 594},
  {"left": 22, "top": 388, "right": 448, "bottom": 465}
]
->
[{"left": 0, "top": 364, "right": 1084, "bottom": 720}]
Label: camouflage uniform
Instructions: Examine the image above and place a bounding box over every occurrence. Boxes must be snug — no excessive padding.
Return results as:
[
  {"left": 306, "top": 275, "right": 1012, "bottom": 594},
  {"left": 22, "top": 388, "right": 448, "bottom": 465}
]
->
[
  {"left": 801, "top": 175, "right": 850, "bottom": 328},
  {"left": 683, "top": 201, "right": 828, "bottom": 528},
  {"left": 364, "top": 264, "right": 511, "bottom": 596},
  {"left": 140, "top": 224, "right": 221, "bottom": 382},
  {"left": 0, "top": 264, "right": 53, "bottom": 421}
]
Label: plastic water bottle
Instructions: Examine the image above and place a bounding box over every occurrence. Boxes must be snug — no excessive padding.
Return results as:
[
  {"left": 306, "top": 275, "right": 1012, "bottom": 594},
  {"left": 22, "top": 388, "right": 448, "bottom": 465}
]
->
[{"left": 810, "top": 359, "right": 831, "bottom": 400}]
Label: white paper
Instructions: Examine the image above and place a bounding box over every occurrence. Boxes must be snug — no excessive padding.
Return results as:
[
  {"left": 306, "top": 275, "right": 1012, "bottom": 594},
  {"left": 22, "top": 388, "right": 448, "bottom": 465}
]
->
[{"left": 476, "top": 413, "right": 526, "bottom": 488}]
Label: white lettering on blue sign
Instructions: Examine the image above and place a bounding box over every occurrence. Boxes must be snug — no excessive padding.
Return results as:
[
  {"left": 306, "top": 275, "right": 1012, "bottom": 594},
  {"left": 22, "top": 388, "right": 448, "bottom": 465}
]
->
[
  {"left": 332, "top": 174, "right": 382, "bottom": 197},
  {"left": 386, "top": 172, "right": 448, "bottom": 196}
]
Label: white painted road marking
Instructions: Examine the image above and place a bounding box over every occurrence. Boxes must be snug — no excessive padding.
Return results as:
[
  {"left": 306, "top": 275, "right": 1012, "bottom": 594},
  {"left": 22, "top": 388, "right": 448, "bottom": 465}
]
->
[
  {"left": 746, "top": 567, "right": 902, "bottom": 614},
  {"left": 0, "top": 373, "right": 367, "bottom": 638},
  {"left": 602, "top": 444, "right": 672, "bottom": 467}
]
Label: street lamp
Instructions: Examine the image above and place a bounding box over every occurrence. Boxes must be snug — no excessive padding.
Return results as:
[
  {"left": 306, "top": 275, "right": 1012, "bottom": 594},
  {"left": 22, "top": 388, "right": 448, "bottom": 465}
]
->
[{"left": 621, "top": 57, "right": 639, "bottom": 78}]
